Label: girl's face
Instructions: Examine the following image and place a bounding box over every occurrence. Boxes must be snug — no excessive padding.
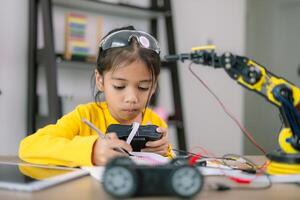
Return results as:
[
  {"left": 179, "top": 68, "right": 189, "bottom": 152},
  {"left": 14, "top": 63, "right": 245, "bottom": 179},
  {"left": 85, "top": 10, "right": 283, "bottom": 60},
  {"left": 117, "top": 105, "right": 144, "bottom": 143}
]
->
[{"left": 96, "top": 60, "right": 156, "bottom": 124}]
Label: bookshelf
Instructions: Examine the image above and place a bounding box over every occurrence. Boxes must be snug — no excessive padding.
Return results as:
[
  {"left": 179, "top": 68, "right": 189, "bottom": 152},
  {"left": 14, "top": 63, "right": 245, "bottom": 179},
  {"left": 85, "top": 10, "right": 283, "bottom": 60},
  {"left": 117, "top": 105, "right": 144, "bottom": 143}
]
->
[{"left": 28, "top": 0, "right": 187, "bottom": 150}]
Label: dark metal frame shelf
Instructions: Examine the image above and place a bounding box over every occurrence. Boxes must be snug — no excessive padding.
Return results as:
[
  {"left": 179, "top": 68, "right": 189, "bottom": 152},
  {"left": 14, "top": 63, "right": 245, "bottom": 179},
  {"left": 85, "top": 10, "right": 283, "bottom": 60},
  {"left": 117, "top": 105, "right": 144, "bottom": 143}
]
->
[
  {"left": 53, "top": 0, "right": 169, "bottom": 18},
  {"left": 28, "top": 0, "right": 187, "bottom": 150}
]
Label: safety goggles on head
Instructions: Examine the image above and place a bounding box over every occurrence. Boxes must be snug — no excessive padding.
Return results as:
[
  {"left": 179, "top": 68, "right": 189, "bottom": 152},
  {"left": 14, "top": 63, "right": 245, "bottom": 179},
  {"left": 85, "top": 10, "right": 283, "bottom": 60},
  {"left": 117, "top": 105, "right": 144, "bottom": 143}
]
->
[{"left": 99, "top": 30, "right": 160, "bottom": 55}]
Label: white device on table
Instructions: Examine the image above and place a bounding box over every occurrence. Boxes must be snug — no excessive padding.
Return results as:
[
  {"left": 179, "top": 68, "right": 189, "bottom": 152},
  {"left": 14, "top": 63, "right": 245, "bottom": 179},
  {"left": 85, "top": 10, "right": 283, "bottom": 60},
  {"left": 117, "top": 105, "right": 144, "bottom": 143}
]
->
[{"left": 0, "top": 162, "right": 88, "bottom": 192}]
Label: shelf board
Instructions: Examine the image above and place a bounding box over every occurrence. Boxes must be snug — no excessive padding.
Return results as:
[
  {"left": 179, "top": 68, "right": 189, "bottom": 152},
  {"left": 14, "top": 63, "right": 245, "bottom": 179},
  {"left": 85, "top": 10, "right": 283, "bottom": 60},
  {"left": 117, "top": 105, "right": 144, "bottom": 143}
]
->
[
  {"left": 55, "top": 54, "right": 175, "bottom": 70},
  {"left": 56, "top": 54, "right": 95, "bottom": 69},
  {"left": 52, "top": 0, "right": 169, "bottom": 19}
]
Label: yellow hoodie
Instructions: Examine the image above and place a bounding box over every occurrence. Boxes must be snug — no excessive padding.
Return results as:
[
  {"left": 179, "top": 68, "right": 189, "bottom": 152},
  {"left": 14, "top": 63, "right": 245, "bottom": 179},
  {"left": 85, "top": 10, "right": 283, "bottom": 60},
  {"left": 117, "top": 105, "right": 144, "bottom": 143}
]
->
[{"left": 19, "top": 102, "right": 173, "bottom": 167}]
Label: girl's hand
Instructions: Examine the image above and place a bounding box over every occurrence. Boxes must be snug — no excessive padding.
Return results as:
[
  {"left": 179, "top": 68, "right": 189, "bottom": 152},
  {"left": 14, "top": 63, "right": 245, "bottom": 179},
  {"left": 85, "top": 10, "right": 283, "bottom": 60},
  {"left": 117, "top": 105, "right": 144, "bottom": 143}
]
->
[
  {"left": 92, "top": 132, "right": 132, "bottom": 165},
  {"left": 141, "top": 127, "right": 169, "bottom": 156}
]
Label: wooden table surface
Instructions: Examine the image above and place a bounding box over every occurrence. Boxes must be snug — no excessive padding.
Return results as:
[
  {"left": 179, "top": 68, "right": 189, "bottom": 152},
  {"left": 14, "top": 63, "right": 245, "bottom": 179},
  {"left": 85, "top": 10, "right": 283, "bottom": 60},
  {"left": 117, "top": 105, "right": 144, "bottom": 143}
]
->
[{"left": 0, "top": 156, "right": 299, "bottom": 200}]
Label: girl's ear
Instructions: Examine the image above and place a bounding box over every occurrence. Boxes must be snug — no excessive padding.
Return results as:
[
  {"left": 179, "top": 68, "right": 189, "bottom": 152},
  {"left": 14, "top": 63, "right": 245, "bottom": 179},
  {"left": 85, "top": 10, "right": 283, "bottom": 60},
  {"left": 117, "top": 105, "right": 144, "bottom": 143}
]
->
[{"left": 95, "top": 70, "right": 104, "bottom": 92}]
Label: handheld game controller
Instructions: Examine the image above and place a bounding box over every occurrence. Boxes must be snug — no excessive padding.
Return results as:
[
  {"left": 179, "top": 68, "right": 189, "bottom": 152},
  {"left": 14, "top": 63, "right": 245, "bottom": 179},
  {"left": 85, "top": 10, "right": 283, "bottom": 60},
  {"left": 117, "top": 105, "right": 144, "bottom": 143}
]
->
[{"left": 106, "top": 124, "right": 162, "bottom": 151}]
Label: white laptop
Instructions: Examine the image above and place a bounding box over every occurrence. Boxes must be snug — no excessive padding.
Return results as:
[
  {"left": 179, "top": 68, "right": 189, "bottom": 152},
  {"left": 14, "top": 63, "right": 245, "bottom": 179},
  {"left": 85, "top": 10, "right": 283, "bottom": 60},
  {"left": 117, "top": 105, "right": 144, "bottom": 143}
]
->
[{"left": 0, "top": 162, "right": 88, "bottom": 192}]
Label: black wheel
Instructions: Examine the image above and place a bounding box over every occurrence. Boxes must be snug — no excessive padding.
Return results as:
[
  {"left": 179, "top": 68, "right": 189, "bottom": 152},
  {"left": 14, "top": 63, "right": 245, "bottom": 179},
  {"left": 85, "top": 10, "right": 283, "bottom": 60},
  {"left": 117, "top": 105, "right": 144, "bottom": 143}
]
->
[
  {"left": 170, "top": 166, "right": 203, "bottom": 198},
  {"left": 102, "top": 165, "right": 137, "bottom": 198}
]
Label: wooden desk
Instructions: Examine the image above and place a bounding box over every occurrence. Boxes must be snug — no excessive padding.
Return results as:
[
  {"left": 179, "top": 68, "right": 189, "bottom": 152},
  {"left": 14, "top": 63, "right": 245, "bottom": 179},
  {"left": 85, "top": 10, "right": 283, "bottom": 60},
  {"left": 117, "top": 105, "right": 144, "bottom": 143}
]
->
[{"left": 0, "top": 156, "right": 299, "bottom": 200}]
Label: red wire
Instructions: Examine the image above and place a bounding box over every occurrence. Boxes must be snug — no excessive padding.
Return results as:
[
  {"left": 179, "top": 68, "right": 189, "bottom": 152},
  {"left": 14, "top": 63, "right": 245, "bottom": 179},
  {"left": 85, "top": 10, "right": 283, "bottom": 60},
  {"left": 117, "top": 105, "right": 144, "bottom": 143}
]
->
[
  {"left": 190, "top": 146, "right": 211, "bottom": 157},
  {"left": 228, "top": 176, "right": 252, "bottom": 184},
  {"left": 188, "top": 63, "right": 266, "bottom": 155},
  {"left": 188, "top": 145, "right": 268, "bottom": 185},
  {"left": 188, "top": 154, "right": 201, "bottom": 166}
]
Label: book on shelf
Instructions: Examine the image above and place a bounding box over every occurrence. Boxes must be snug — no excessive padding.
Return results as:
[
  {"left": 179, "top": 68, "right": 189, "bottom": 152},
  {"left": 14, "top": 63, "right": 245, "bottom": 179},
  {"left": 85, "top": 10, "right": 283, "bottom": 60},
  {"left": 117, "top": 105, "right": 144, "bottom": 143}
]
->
[
  {"left": 64, "top": 12, "right": 103, "bottom": 63},
  {"left": 64, "top": 12, "right": 90, "bottom": 61}
]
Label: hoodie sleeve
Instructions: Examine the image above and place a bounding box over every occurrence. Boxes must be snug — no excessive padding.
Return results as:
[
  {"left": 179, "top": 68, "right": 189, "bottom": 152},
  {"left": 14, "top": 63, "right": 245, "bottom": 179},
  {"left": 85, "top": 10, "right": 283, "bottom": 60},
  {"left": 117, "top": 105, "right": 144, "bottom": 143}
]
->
[{"left": 19, "top": 106, "right": 98, "bottom": 167}]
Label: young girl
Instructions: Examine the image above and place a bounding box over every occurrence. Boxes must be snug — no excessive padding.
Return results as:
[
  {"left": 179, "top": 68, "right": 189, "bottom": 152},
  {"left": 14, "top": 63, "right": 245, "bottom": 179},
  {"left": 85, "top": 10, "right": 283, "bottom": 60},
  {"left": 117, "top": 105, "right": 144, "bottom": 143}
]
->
[{"left": 19, "top": 26, "right": 174, "bottom": 167}]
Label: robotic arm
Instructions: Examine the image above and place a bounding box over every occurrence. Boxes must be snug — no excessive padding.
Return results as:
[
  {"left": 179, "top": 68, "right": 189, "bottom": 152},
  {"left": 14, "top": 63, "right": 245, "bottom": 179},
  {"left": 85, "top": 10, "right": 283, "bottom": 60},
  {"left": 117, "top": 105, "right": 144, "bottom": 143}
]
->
[{"left": 165, "top": 47, "right": 300, "bottom": 174}]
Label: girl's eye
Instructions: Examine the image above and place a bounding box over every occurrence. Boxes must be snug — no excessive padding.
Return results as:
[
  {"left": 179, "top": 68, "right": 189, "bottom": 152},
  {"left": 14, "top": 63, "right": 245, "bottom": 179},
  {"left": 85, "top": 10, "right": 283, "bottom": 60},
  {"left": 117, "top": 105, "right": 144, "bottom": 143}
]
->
[
  {"left": 113, "top": 85, "right": 125, "bottom": 90},
  {"left": 138, "top": 87, "right": 150, "bottom": 91}
]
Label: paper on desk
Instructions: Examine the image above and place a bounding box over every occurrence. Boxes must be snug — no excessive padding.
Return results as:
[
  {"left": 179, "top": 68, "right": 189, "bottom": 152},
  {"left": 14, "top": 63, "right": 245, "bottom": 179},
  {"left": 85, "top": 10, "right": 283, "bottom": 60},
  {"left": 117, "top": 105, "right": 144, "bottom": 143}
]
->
[
  {"left": 82, "top": 152, "right": 169, "bottom": 181},
  {"left": 199, "top": 166, "right": 300, "bottom": 183},
  {"left": 129, "top": 152, "right": 169, "bottom": 165}
]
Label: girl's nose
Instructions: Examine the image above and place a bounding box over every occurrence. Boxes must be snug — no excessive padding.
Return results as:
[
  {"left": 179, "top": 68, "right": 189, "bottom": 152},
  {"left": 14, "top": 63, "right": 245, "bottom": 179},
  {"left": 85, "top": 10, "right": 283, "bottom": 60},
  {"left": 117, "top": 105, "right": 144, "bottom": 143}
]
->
[{"left": 124, "top": 90, "right": 138, "bottom": 104}]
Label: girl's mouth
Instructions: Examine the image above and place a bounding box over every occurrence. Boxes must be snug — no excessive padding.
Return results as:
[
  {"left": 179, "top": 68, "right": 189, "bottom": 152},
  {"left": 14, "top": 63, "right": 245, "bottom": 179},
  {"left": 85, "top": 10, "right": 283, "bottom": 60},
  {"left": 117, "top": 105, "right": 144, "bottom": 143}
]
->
[{"left": 123, "top": 109, "right": 137, "bottom": 113}]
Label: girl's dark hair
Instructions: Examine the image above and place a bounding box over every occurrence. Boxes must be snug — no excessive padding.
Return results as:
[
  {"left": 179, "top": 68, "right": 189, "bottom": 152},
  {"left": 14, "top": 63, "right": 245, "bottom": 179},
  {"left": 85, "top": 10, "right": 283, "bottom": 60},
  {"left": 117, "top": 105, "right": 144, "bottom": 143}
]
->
[{"left": 93, "top": 25, "right": 161, "bottom": 105}]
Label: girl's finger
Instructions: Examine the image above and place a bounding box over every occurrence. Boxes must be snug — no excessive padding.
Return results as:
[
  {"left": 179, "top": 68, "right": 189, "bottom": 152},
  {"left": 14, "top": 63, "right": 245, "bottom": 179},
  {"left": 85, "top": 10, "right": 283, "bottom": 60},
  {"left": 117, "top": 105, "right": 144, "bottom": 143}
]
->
[
  {"left": 146, "top": 137, "right": 167, "bottom": 147},
  {"left": 157, "top": 127, "right": 168, "bottom": 135},
  {"left": 106, "top": 149, "right": 128, "bottom": 159},
  {"left": 106, "top": 132, "right": 118, "bottom": 140},
  {"left": 142, "top": 143, "right": 169, "bottom": 152},
  {"left": 109, "top": 139, "right": 133, "bottom": 152}
]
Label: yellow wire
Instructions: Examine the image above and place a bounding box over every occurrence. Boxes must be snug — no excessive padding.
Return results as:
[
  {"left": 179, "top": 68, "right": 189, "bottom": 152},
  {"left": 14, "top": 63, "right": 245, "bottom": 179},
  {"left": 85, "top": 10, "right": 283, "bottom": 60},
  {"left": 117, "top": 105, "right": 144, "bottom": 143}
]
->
[{"left": 191, "top": 45, "right": 216, "bottom": 51}]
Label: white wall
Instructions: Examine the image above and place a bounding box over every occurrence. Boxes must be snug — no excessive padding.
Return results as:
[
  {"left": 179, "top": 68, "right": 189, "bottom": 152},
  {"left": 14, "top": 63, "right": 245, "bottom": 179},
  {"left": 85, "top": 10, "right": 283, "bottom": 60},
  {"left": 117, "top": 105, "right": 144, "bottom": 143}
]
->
[
  {"left": 0, "top": 1, "right": 28, "bottom": 155},
  {"left": 172, "top": 0, "right": 246, "bottom": 155},
  {"left": 0, "top": 0, "right": 246, "bottom": 156}
]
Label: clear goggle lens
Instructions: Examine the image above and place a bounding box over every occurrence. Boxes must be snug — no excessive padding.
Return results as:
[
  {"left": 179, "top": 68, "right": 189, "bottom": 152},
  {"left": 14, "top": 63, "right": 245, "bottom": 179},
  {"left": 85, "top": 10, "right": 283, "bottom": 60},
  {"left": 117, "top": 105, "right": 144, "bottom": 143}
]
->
[{"left": 100, "top": 30, "right": 160, "bottom": 55}]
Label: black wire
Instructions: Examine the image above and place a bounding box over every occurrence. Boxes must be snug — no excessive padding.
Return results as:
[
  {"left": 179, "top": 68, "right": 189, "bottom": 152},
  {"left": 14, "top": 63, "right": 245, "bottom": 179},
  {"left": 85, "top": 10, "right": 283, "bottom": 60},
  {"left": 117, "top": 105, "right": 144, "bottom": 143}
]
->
[
  {"left": 221, "top": 154, "right": 258, "bottom": 169},
  {"left": 172, "top": 148, "right": 266, "bottom": 173},
  {"left": 172, "top": 148, "right": 256, "bottom": 163},
  {"left": 172, "top": 148, "right": 273, "bottom": 190},
  {"left": 172, "top": 148, "right": 223, "bottom": 159}
]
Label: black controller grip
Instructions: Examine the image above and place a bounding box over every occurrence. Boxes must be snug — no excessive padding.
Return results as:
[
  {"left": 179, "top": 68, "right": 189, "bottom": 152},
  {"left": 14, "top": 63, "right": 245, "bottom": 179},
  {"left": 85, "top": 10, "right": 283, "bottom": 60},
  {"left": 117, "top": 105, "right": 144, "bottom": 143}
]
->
[{"left": 106, "top": 124, "right": 162, "bottom": 151}]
